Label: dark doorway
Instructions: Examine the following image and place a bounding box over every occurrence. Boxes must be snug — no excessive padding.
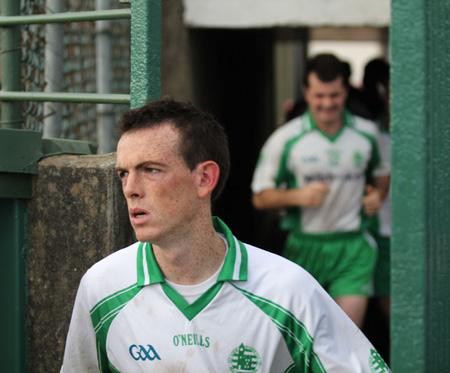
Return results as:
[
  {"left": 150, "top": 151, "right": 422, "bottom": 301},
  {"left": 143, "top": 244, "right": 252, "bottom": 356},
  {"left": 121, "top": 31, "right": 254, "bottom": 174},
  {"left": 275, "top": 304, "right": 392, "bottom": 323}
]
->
[{"left": 190, "top": 28, "right": 281, "bottom": 251}]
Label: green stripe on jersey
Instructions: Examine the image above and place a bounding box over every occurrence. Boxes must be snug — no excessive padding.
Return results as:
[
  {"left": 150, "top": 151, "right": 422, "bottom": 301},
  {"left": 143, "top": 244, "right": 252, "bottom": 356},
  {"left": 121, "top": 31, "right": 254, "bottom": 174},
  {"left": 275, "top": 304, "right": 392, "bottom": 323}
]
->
[
  {"left": 161, "top": 281, "right": 224, "bottom": 321},
  {"left": 137, "top": 242, "right": 165, "bottom": 286},
  {"left": 108, "top": 362, "right": 120, "bottom": 373},
  {"left": 214, "top": 217, "right": 248, "bottom": 282},
  {"left": 276, "top": 133, "right": 305, "bottom": 234},
  {"left": 90, "top": 283, "right": 143, "bottom": 372},
  {"left": 231, "top": 284, "right": 326, "bottom": 372}
]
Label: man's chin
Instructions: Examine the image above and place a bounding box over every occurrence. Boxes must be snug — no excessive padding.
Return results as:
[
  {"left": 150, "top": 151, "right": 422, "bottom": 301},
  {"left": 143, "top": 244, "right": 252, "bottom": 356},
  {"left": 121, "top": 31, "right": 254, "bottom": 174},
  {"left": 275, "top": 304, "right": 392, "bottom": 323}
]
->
[
  {"left": 133, "top": 229, "right": 159, "bottom": 244},
  {"left": 319, "top": 114, "right": 341, "bottom": 125}
]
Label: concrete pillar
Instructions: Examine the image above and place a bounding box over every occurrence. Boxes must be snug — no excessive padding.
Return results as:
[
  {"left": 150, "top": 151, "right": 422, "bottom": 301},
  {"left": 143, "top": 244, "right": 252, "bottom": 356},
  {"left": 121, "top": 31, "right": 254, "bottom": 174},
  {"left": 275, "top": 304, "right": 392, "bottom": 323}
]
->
[{"left": 26, "top": 153, "right": 133, "bottom": 372}]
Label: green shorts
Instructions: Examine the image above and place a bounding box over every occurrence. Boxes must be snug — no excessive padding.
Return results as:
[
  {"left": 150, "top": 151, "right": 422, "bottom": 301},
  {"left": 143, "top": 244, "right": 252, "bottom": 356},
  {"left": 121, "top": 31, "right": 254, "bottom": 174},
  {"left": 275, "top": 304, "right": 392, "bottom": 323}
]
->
[
  {"left": 373, "top": 235, "right": 390, "bottom": 297},
  {"left": 283, "top": 231, "right": 378, "bottom": 298}
]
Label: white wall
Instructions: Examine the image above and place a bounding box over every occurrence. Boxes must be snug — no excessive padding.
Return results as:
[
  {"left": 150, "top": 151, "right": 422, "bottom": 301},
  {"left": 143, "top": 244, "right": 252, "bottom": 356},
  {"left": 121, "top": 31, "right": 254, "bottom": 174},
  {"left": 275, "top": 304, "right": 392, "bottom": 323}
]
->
[{"left": 183, "top": 0, "right": 390, "bottom": 28}]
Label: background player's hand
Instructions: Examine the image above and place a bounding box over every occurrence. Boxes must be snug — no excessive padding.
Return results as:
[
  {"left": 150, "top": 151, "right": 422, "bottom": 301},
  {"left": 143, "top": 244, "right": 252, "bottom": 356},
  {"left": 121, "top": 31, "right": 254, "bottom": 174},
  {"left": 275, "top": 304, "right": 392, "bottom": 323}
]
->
[
  {"left": 299, "top": 181, "right": 330, "bottom": 207},
  {"left": 363, "top": 185, "right": 382, "bottom": 216}
]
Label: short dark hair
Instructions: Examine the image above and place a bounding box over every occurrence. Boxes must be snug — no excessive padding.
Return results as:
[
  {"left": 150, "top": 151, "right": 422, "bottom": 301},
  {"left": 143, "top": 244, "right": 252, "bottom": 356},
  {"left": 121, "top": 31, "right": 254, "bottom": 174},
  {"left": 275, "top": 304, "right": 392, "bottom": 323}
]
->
[
  {"left": 363, "top": 58, "right": 390, "bottom": 92},
  {"left": 118, "top": 97, "right": 230, "bottom": 202},
  {"left": 303, "top": 53, "right": 349, "bottom": 87}
]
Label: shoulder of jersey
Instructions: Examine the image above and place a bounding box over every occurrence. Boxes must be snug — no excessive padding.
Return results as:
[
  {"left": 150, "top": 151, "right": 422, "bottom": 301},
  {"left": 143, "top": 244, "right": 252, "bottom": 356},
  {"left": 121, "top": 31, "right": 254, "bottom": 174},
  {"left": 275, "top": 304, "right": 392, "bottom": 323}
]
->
[
  {"left": 270, "top": 116, "right": 305, "bottom": 141},
  {"left": 82, "top": 242, "right": 140, "bottom": 285},
  {"left": 243, "top": 243, "right": 321, "bottom": 294},
  {"left": 351, "top": 115, "right": 379, "bottom": 136}
]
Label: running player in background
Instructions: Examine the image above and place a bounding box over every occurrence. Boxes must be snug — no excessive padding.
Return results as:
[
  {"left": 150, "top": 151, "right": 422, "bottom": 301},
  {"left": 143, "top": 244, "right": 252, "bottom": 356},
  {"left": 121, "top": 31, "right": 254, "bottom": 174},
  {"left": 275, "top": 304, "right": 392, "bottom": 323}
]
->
[
  {"left": 251, "top": 54, "right": 390, "bottom": 329},
  {"left": 61, "top": 97, "right": 389, "bottom": 372}
]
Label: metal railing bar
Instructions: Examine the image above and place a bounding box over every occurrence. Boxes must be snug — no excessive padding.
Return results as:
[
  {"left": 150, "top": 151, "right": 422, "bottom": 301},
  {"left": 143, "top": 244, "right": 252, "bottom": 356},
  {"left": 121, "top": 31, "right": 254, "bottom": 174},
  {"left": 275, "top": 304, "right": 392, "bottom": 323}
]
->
[
  {"left": 0, "top": 9, "right": 131, "bottom": 26},
  {"left": 0, "top": 91, "right": 131, "bottom": 104}
]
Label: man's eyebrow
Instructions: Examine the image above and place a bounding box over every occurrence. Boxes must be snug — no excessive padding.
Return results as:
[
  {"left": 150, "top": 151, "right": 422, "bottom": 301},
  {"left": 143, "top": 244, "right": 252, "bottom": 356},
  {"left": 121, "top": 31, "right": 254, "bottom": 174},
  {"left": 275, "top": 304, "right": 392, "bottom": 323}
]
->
[{"left": 115, "top": 161, "right": 165, "bottom": 172}]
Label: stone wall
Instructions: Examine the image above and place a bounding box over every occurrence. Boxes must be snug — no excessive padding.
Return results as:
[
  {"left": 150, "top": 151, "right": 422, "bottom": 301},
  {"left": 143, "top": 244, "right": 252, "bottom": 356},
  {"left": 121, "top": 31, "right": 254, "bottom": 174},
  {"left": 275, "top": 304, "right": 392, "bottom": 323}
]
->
[
  {"left": 161, "top": 0, "right": 193, "bottom": 101},
  {"left": 26, "top": 153, "right": 134, "bottom": 372}
]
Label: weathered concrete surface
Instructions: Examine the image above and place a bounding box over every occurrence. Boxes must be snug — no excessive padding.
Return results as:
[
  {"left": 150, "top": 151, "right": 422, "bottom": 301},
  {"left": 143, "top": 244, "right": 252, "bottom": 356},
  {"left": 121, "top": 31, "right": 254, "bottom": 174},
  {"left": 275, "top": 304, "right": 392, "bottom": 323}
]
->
[
  {"left": 26, "top": 153, "right": 134, "bottom": 372},
  {"left": 161, "top": 0, "right": 193, "bottom": 101}
]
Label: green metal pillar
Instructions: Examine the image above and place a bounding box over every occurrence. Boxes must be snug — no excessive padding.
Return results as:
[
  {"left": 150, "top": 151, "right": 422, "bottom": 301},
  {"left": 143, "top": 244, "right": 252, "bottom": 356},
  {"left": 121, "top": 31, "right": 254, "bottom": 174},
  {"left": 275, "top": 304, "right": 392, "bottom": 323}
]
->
[
  {"left": 0, "top": 0, "right": 30, "bottom": 371},
  {"left": 130, "top": 0, "right": 161, "bottom": 108},
  {"left": 391, "top": 0, "right": 450, "bottom": 371},
  {"left": 0, "top": 129, "right": 43, "bottom": 373},
  {"left": 0, "top": 199, "right": 28, "bottom": 372}
]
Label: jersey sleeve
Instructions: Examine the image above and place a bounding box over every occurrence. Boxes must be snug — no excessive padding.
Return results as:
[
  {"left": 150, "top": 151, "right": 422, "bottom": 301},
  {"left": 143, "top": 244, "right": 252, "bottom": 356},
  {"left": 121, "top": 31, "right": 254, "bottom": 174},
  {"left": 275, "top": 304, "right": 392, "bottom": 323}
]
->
[
  {"left": 305, "top": 286, "right": 389, "bottom": 372},
  {"left": 373, "top": 128, "right": 391, "bottom": 178},
  {"left": 251, "top": 118, "right": 301, "bottom": 194},
  {"left": 246, "top": 246, "right": 390, "bottom": 372},
  {"left": 61, "top": 273, "right": 101, "bottom": 373},
  {"left": 365, "top": 119, "right": 391, "bottom": 179}
]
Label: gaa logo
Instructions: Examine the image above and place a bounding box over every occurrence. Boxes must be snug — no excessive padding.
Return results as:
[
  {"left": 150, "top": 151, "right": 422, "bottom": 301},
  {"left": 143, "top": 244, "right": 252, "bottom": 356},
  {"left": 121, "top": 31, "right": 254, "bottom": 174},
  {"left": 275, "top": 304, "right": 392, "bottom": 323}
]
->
[
  {"left": 228, "top": 343, "right": 262, "bottom": 373},
  {"left": 129, "top": 344, "right": 161, "bottom": 361}
]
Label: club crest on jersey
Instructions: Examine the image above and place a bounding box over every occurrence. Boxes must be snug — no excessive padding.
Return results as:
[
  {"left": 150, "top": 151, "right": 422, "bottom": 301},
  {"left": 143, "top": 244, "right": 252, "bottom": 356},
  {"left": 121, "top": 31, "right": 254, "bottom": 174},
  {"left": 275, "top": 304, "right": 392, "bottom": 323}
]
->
[
  {"left": 228, "top": 343, "right": 262, "bottom": 373},
  {"left": 327, "top": 149, "right": 340, "bottom": 167},
  {"left": 129, "top": 344, "right": 161, "bottom": 361},
  {"left": 369, "top": 349, "right": 390, "bottom": 372}
]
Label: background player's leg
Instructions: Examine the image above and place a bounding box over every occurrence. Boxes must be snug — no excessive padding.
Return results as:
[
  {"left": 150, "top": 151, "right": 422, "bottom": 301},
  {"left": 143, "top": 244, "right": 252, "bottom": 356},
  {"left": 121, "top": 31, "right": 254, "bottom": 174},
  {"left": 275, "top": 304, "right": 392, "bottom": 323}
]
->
[{"left": 334, "top": 295, "right": 368, "bottom": 329}]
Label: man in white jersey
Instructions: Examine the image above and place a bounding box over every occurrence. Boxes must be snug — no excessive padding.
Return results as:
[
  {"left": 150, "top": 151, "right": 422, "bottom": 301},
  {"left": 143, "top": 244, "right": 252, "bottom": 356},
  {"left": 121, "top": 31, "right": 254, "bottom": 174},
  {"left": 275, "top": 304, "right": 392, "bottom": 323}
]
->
[
  {"left": 61, "top": 97, "right": 389, "bottom": 372},
  {"left": 251, "top": 54, "right": 390, "bottom": 329}
]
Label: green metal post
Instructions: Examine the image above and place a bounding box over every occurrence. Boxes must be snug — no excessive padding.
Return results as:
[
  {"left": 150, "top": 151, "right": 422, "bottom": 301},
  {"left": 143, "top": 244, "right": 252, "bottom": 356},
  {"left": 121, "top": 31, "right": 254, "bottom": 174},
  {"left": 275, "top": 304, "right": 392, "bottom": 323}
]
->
[
  {"left": 391, "top": 0, "right": 450, "bottom": 371},
  {"left": 0, "top": 0, "right": 29, "bottom": 371},
  {"left": 0, "top": 199, "right": 28, "bottom": 372},
  {"left": 130, "top": 0, "right": 161, "bottom": 108},
  {"left": 1, "top": 0, "right": 22, "bottom": 129}
]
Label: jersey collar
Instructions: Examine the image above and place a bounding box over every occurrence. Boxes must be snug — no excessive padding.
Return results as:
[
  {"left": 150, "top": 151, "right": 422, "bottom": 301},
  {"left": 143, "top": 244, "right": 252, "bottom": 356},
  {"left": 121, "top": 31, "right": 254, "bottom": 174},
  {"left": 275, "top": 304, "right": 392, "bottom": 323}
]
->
[
  {"left": 304, "top": 109, "right": 355, "bottom": 141},
  {"left": 136, "top": 217, "right": 248, "bottom": 287}
]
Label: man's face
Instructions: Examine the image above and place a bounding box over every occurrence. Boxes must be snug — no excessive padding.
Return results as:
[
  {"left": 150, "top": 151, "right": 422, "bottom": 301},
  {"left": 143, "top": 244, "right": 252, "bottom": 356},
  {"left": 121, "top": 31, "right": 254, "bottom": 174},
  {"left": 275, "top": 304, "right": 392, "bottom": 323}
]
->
[
  {"left": 303, "top": 72, "right": 348, "bottom": 128},
  {"left": 116, "top": 124, "right": 201, "bottom": 246}
]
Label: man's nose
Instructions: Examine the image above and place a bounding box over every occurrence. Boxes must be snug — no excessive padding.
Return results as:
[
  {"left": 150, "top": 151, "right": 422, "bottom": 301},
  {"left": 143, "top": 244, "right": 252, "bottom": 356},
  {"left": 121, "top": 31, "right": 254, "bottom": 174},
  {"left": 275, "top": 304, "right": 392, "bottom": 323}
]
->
[
  {"left": 322, "top": 96, "right": 334, "bottom": 107},
  {"left": 123, "top": 172, "right": 144, "bottom": 198}
]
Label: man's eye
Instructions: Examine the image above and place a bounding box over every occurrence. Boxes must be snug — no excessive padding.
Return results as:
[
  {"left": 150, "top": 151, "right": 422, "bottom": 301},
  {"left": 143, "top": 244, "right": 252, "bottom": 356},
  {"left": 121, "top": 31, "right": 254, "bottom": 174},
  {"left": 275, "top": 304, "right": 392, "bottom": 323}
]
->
[
  {"left": 118, "top": 171, "right": 128, "bottom": 179},
  {"left": 146, "top": 168, "right": 160, "bottom": 173}
]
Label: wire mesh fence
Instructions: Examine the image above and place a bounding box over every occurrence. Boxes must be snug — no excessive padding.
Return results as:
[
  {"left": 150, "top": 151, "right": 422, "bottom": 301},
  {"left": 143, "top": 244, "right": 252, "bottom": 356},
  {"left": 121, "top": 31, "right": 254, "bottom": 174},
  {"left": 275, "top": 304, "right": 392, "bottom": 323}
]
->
[{"left": 16, "top": 0, "right": 131, "bottom": 145}]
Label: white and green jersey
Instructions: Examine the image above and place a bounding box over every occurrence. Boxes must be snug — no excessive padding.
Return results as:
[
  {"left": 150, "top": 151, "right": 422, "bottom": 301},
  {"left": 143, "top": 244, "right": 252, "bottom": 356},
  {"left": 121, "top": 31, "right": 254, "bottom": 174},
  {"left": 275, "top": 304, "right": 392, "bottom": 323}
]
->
[
  {"left": 251, "top": 111, "right": 390, "bottom": 235},
  {"left": 62, "top": 218, "right": 389, "bottom": 373}
]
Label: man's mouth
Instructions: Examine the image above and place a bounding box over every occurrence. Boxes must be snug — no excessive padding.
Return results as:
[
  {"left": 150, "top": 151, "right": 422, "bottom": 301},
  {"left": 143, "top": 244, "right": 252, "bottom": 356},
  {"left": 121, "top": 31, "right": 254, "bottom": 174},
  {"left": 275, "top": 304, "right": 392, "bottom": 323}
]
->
[
  {"left": 129, "top": 209, "right": 151, "bottom": 226},
  {"left": 129, "top": 208, "right": 149, "bottom": 219}
]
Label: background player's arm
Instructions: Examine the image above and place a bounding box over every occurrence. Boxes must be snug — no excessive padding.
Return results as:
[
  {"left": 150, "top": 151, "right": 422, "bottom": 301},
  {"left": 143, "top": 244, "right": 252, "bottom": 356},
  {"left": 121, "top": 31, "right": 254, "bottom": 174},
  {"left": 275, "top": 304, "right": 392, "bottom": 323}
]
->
[
  {"left": 252, "top": 181, "right": 329, "bottom": 210},
  {"left": 363, "top": 175, "right": 390, "bottom": 216}
]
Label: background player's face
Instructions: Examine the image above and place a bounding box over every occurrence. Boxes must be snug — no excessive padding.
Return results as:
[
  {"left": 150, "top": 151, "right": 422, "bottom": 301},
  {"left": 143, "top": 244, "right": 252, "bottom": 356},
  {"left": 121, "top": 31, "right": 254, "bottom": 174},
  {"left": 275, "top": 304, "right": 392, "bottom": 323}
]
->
[
  {"left": 303, "top": 72, "right": 348, "bottom": 128},
  {"left": 116, "top": 124, "right": 202, "bottom": 246}
]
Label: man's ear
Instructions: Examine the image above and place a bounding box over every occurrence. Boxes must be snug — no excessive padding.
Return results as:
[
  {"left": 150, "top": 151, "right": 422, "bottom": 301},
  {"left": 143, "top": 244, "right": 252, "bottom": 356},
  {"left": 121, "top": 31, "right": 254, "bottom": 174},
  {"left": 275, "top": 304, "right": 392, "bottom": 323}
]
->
[
  {"left": 197, "top": 161, "right": 220, "bottom": 199},
  {"left": 302, "top": 85, "right": 309, "bottom": 104}
]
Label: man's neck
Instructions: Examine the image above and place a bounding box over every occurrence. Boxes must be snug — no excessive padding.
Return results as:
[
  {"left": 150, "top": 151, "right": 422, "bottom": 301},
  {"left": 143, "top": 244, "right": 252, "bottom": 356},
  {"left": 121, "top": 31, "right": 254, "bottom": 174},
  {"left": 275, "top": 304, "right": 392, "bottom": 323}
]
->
[
  {"left": 152, "top": 221, "right": 227, "bottom": 286},
  {"left": 314, "top": 118, "right": 343, "bottom": 137}
]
